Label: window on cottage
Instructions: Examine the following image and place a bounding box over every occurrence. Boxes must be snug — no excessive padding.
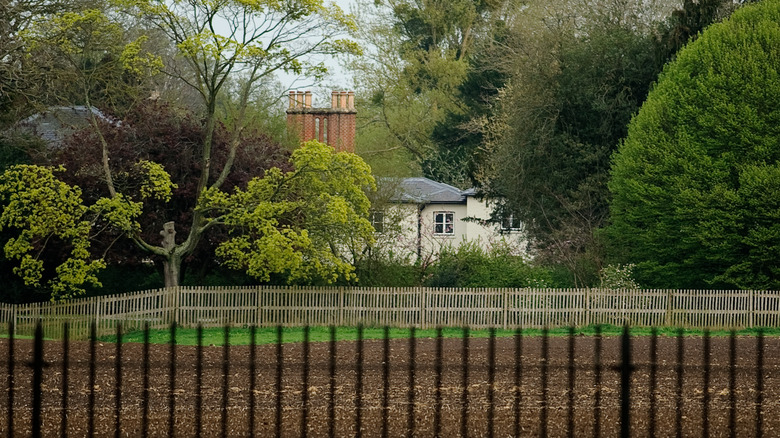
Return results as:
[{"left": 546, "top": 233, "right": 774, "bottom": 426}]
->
[
  {"left": 315, "top": 118, "right": 320, "bottom": 140},
  {"left": 323, "top": 118, "right": 328, "bottom": 143},
  {"left": 370, "top": 211, "right": 385, "bottom": 233},
  {"left": 501, "top": 214, "right": 520, "bottom": 231},
  {"left": 433, "top": 211, "right": 454, "bottom": 235}
]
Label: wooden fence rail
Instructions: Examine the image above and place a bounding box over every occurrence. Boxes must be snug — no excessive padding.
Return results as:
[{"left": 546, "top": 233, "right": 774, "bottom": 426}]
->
[{"left": 1, "top": 287, "right": 778, "bottom": 339}]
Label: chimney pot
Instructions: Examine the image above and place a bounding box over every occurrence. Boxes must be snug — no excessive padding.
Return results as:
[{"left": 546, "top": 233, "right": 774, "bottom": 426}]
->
[
  {"left": 288, "top": 91, "right": 296, "bottom": 109},
  {"left": 305, "top": 91, "right": 312, "bottom": 108},
  {"left": 331, "top": 91, "right": 338, "bottom": 109},
  {"left": 348, "top": 91, "right": 355, "bottom": 110},
  {"left": 339, "top": 92, "right": 347, "bottom": 110}
]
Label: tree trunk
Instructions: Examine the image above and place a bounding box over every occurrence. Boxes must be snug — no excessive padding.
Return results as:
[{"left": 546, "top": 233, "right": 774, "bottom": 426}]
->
[
  {"left": 160, "top": 221, "right": 180, "bottom": 287},
  {"left": 162, "top": 255, "right": 181, "bottom": 288}
]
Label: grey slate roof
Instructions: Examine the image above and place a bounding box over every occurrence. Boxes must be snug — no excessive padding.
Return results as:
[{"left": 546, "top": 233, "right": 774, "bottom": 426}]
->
[
  {"left": 14, "top": 106, "right": 114, "bottom": 146},
  {"left": 388, "top": 177, "right": 472, "bottom": 204}
]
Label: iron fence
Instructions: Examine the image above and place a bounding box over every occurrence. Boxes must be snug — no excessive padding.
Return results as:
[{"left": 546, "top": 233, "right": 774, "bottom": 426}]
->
[{"left": 0, "top": 321, "right": 775, "bottom": 437}]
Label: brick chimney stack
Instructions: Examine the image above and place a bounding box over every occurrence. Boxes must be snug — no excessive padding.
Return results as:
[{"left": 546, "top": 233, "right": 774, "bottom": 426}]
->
[{"left": 286, "top": 90, "right": 356, "bottom": 153}]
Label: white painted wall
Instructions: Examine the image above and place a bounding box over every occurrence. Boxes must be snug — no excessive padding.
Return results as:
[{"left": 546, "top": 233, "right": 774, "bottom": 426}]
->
[{"left": 375, "top": 197, "right": 528, "bottom": 261}]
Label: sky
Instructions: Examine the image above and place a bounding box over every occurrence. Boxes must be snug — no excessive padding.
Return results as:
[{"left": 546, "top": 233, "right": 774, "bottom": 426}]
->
[{"left": 273, "top": 0, "right": 359, "bottom": 106}]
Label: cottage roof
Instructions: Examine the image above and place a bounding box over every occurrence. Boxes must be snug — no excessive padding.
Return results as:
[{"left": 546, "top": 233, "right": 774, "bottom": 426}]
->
[
  {"left": 14, "top": 106, "right": 114, "bottom": 146},
  {"left": 388, "top": 177, "right": 473, "bottom": 204}
]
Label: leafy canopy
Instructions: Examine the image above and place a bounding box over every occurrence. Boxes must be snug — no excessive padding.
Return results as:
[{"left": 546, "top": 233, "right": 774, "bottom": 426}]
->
[
  {"left": 0, "top": 165, "right": 105, "bottom": 300},
  {"left": 205, "top": 140, "right": 376, "bottom": 283},
  {"left": 607, "top": 0, "right": 780, "bottom": 289},
  {"left": 0, "top": 140, "right": 375, "bottom": 299}
]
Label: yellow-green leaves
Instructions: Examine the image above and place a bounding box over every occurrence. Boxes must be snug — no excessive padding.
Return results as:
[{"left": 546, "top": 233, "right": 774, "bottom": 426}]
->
[
  {"left": 323, "top": 39, "right": 363, "bottom": 56},
  {"left": 121, "top": 36, "right": 164, "bottom": 76},
  {"left": 0, "top": 165, "right": 104, "bottom": 301},
  {"left": 43, "top": 10, "right": 124, "bottom": 55},
  {"left": 136, "top": 160, "right": 178, "bottom": 201},
  {"left": 207, "top": 141, "right": 376, "bottom": 284},
  {"left": 24, "top": 7, "right": 161, "bottom": 110},
  {"left": 122, "top": 0, "right": 359, "bottom": 98},
  {"left": 91, "top": 195, "right": 143, "bottom": 233}
]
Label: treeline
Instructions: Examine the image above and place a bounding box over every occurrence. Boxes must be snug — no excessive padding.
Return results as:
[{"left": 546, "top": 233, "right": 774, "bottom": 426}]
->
[
  {"left": 2, "top": 0, "right": 778, "bottom": 302},
  {"left": 353, "top": 0, "right": 778, "bottom": 290},
  {"left": 0, "top": 0, "right": 375, "bottom": 302}
]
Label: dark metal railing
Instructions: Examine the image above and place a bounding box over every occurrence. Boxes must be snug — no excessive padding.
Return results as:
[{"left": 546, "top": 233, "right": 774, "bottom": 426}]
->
[{"left": 0, "top": 321, "right": 774, "bottom": 437}]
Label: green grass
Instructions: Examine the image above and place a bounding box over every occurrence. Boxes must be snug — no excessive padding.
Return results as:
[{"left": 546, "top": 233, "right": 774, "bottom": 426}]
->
[{"left": 96, "top": 324, "right": 780, "bottom": 346}]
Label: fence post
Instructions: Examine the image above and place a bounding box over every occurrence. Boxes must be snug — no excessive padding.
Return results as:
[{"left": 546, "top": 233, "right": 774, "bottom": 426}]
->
[
  {"left": 502, "top": 289, "right": 508, "bottom": 330},
  {"left": 749, "top": 289, "right": 754, "bottom": 328},
  {"left": 175, "top": 286, "right": 181, "bottom": 326},
  {"left": 585, "top": 288, "right": 591, "bottom": 327},
  {"left": 338, "top": 287, "right": 344, "bottom": 326},
  {"left": 256, "top": 286, "right": 262, "bottom": 327},
  {"left": 665, "top": 290, "right": 673, "bottom": 327},
  {"left": 419, "top": 287, "right": 427, "bottom": 329},
  {"left": 94, "top": 296, "right": 101, "bottom": 336},
  {"left": 12, "top": 304, "right": 17, "bottom": 336}
]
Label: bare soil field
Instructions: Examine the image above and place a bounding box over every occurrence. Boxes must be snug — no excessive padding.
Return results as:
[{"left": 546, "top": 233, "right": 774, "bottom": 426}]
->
[{"left": 1, "top": 335, "right": 778, "bottom": 437}]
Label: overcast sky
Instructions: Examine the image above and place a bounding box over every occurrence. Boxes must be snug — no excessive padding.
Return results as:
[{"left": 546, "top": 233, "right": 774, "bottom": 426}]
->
[{"left": 273, "top": 0, "right": 358, "bottom": 105}]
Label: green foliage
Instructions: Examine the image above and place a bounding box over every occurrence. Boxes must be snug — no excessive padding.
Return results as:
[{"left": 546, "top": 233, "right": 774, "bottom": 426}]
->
[
  {"left": 0, "top": 134, "right": 43, "bottom": 171},
  {"left": 478, "top": 17, "right": 663, "bottom": 284},
  {"left": 598, "top": 264, "right": 641, "bottom": 290},
  {"left": 607, "top": 0, "right": 780, "bottom": 289},
  {"left": 23, "top": 7, "right": 157, "bottom": 116},
  {"left": 350, "top": 0, "right": 508, "bottom": 185},
  {"left": 654, "top": 0, "right": 738, "bottom": 62},
  {"left": 135, "top": 160, "right": 178, "bottom": 202},
  {"left": 0, "top": 0, "right": 96, "bottom": 128},
  {"left": 354, "top": 250, "right": 425, "bottom": 287},
  {"left": 425, "top": 240, "right": 554, "bottom": 288},
  {"left": 207, "top": 140, "right": 376, "bottom": 284},
  {"left": 0, "top": 165, "right": 105, "bottom": 300}
]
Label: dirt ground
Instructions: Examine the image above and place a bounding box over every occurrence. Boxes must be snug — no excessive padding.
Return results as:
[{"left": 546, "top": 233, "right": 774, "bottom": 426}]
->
[{"left": 0, "top": 334, "right": 778, "bottom": 437}]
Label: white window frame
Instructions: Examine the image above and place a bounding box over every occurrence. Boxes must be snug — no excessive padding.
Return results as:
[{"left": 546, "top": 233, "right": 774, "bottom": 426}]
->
[
  {"left": 433, "top": 211, "right": 455, "bottom": 235},
  {"left": 370, "top": 210, "right": 385, "bottom": 233},
  {"left": 501, "top": 214, "right": 521, "bottom": 232}
]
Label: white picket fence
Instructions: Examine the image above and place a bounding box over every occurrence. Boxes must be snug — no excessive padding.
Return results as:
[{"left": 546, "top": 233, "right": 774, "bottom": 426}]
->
[{"left": 1, "top": 286, "right": 778, "bottom": 339}]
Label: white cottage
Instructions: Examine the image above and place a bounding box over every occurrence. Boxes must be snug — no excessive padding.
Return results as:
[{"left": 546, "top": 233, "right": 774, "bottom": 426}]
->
[{"left": 372, "top": 177, "right": 528, "bottom": 260}]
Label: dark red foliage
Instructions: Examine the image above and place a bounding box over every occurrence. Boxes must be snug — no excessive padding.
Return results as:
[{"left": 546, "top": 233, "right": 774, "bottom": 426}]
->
[{"left": 47, "top": 101, "right": 291, "bottom": 278}]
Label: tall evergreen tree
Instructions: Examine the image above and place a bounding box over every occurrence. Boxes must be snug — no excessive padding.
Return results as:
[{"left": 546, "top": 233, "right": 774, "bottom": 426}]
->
[{"left": 607, "top": 0, "right": 780, "bottom": 289}]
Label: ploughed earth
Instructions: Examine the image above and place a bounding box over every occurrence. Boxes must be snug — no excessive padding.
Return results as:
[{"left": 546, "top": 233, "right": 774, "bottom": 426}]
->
[{"left": 0, "top": 334, "right": 778, "bottom": 437}]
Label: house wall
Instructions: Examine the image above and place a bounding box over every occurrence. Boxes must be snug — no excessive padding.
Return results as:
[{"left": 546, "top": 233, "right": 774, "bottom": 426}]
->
[
  {"left": 419, "top": 203, "right": 469, "bottom": 254},
  {"left": 377, "top": 198, "right": 528, "bottom": 261}
]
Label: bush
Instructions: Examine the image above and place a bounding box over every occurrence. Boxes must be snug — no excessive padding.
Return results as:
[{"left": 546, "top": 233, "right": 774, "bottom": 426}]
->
[
  {"left": 607, "top": 0, "right": 780, "bottom": 289},
  {"left": 425, "top": 241, "right": 554, "bottom": 288},
  {"left": 353, "top": 251, "right": 425, "bottom": 287}
]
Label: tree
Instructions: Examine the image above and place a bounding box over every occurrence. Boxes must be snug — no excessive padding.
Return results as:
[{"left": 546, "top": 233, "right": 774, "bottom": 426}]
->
[
  {"left": 0, "top": 0, "right": 364, "bottom": 296},
  {"left": 476, "top": 3, "right": 666, "bottom": 285},
  {"left": 0, "top": 0, "right": 94, "bottom": 128},
  {"left": 28, "top": 0, "right": 359, "bottom": 288},
  {"left": 606, "top": 0, "right": 780, "bottom": 289},
  {"left": 100, "top": 0, "right": 361, "bottom": 287},
  {"left": 53, "top": 101, "right": 291, "bottom": 285},
  {"left": 350, "top": 0, "right": 508, "bottom": 186},
  {"left": 206, "top": 140, "right": 376, "bottom": 283},
  {"left": 474, "top": 0, "right": 739, "bottom": 285},
  {"left": 0, "top": 165, "right": 105, "bottom": 300},
  {"left": 0, "top": 139, "right": 375, "bottom": 299}
]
